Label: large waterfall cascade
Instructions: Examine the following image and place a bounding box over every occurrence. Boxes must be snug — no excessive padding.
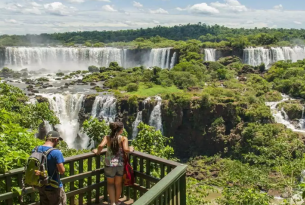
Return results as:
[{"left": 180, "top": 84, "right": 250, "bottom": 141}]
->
[
  {"left": 4, "top": 47, "right": 177, "bottom": 70},
  {"left": 243, "top": 46, "right": 305, "bottom": 67},
  {"left": 149, "top": 96, "right": 163, "bottom": 133},
  {"left": 91, "top": 95, "right": 117, "bottom": 123},
  {"left": 40, "top": 93, "right": 90, "bottom": 149},
  {"left": 266, "top": 95, "right": 305, "bottom": 133},
  {"left": 204, "top": 49, "right": 217, "bottom": 62}
]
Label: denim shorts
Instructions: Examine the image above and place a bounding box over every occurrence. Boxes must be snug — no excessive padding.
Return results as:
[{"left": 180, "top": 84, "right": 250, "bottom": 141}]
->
[{"left": 104, "top": 166, "right": 124, "bottom": 178}]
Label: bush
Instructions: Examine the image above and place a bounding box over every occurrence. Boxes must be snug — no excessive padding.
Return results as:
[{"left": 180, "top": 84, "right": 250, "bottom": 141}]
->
[
  {"left": 172, "top": 71, "right": 198, "bottom": 89},
  {"left": 88, "top": 65, "right": 99, "bottom": 73},
  {"left": 126, "top": 83, "right": 139, "bottom": 92},
  {"left": 56, "top": 72, "right": 65, "bottom": 77}
]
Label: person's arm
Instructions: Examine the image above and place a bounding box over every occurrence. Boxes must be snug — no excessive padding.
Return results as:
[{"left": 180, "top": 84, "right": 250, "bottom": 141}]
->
[
  {"left": 93, "top": 136, "right": 108, "bottom": 155},
  {"left": 122, "top": 136, "right": 134, "bottom": 153},
  {"left": 54, "top": 150, "right": 65, "bottom": 174},
  {"left": 56, "top": 163, "right": 65, "bottom": 174}
]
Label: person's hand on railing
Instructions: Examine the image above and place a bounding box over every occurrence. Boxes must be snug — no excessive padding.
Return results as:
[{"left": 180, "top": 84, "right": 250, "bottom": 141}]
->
[
  {"left": 129, "top": 146, "right": 134, "bottom": 152},
  {"left": 92, "top": 149, "right": 98, "bottom": 155}
]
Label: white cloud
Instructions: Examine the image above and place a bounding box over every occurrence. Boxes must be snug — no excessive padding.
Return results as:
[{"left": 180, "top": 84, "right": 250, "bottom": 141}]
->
[
  {"left": 97, "top": 0, "right": 111, "bottom": 2},
  {"left": 133, "top": 1, "right": 143, "bottom": 8},
  {"left": 153, "top": 20, "right": 160, "bottom": 24},
  {"left": 101, "top": 5, "right": 117, "bottom": 12},
  {"left": 4, "top": 19, "right": 19, "bottom": 24},
  {"left": 176, "top": 7, "right": 187, "bottom": 11},
  {"left": 211, "top": 0, "right": 247, "bottom": 12},
  {"left": 294, "top": 21, "right": 302, "bottom": 25},
  {"left": 149, "top": 8, "right": 168, "bottom": 14},
  {"left": 189, "top": 3, "right": 219, "bottom": 15},
  {"left": 273, "top": 4, "right": 283, "bottom": 11},
  {"left": 44, "top": 2, "right": 75, "bottom": 16},
  {"left": 65, "top": 0, "right": 85, "bottom": 3}
]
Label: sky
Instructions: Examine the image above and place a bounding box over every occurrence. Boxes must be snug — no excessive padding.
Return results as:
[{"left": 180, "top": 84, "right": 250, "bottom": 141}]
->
[{"left": 0, "top": 0, "right": 305, "bottom": 35}]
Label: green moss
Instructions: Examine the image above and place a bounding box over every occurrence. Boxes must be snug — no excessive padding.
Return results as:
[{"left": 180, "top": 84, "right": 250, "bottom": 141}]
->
[
  {"left": 264, "top": 91, "right": 283, "bottom": 102},
  {"left": 123, "top": 83, "right": 183, "bottom": 97}
]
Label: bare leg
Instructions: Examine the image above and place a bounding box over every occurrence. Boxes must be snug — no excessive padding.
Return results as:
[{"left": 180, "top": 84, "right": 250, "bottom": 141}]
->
[
  {"left": 114, "top": 176, "right": 123, "bottom": 204},
  {"left": 107, "top": 178, "right": 116, "bottom": 205}
]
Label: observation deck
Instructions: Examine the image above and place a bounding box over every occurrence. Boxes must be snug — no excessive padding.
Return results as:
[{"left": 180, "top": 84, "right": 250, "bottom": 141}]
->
[{"left": 0, "top": 150, "right": 187, "bottom": 205}]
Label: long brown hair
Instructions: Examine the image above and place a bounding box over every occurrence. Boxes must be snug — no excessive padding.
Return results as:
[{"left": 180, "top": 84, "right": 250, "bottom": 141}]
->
[{"left": 109, "top": 122, "right": 124, "bottom": 155}]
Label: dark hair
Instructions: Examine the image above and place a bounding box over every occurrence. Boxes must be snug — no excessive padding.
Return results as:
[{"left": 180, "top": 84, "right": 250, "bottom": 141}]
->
[{"left": 109, "top": 122, "right": 124, "bottom": 155}]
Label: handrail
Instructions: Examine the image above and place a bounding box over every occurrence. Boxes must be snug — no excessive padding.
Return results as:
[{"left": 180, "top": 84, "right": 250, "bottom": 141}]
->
[
  {"left": 0, "top": 149, "right": 187, "bottom": 205},
  {"left": 133, "top": 164, "right": 187, "bottom": 205}
]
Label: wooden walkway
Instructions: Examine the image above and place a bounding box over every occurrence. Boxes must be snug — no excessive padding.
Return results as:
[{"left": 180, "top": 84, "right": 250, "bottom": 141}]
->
[{"left": 92, "top": 196, "right": 134, "bottom": 205}]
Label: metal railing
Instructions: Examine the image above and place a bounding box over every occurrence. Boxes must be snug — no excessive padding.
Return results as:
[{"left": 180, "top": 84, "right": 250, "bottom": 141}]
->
[{"left": 0, "top": 150, "right": 187, "bottom": 205}]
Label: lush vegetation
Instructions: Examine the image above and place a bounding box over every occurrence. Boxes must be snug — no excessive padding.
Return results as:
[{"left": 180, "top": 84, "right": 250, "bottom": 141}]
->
[
  {"left": 3, "top": 28, "right": 305, "bottom": 204},
  {"left": 1, "top": 23, "right": 305, "bottom": 48}
]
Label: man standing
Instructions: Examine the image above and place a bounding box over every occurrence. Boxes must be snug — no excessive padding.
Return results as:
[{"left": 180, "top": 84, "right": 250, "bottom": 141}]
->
[{"left": 35, "top": 131, "right": 66, "bottom": 205}]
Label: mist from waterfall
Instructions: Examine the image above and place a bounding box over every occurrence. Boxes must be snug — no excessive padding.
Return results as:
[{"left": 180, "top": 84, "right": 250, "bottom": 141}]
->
[
  {"left": 40, "top": 93, "right": 90, "bottom": 149},
  {"left": 149, "top": 96, "right": 163, "bottom": 133},
  {"left": 204, "top": 49, "right": 216, "bottom": 61},
  {"left": 243, "top": 46, "right": 305, "bottom": 67},
  {"left": 91, "top": 95, "right": 117, "bottom": 123},
  {"left": 4, "top": 47, "right": 177, "bottom": 70}
]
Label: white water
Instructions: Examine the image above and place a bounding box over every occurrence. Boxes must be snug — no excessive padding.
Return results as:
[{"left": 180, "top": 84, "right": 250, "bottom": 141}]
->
[
  {"left": 4, "top": 47, "right": 177, "bottom": 70},
  {"left": 132, "top": 111, "right": 143, "bottom": 139},
  {"left": 40, "top": 93, "right": 90, "bottom": 149},
  {"left": 148, "top": 48, "right": 172, "bottom": 69},
  {"left": 266, "top": 95, "right": 305, "bottom": 133},
  {"left": 91, "top": 95, "right": 117, "bottom": 123},
  {"left": 243, "top": 46, "right": 305, "bottom": 67},
  {"left": 170, "top": 52, "right": 177, "bottom": 69},
  {"left": 149, "top": 96, "right": 163, "bottom": 132},
  {"left": 204, "top": 49, "right": 217, "bottom": 61}
]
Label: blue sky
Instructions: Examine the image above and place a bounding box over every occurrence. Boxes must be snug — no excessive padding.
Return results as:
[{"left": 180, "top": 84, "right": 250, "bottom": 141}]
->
[{"left": 0, "top": 0, "right": 304, "bottom": 35}]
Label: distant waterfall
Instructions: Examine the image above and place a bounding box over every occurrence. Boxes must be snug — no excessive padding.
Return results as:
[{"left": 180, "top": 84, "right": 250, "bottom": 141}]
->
[
  {"left": 148, "top": 48, "right": 172, "bottom": 69},
  {"left": 132, "top": 111, "right": 143, "bottom": 139},
  {"left": 243, "top": 46, "right": 305, "bottom": 67},
  {"left": 4, "top": 47, "right": 125, "bottom": 70},
  {"left": 40, "top": 93, "right": 90, "bottom": 149},
  {"left": 4, "top": 47, "right": 177, "bottom": 70},
  {"left": 91, "top": 95, "right": 117, "bottom": 123},
  {"left": 149, "top": 96, "right": 163, "bottom": 133},
  {"left": 204, "top": 49, "right": 216, "bottom": 61},
  {"left": 170, "top": 52, "right": 177, "bottom": 69}
]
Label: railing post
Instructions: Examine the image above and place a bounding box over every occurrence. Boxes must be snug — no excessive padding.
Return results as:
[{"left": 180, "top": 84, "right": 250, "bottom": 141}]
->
[
  {"left": 179, "top": 173, "right": 186, "bottom": 205},
  {"left": 69, "top": 161, "right": 75, "bottom": 205}
]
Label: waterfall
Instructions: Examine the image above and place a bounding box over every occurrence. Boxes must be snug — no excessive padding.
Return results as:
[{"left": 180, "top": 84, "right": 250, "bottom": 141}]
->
[
  {"left": 170, "top": 52, "right": 177, "bottom": 69},
  {"left": 91, "top": 95, "right": 117, "bottom": 123},
  {"left": 243, "top": 47, "right": 271, "bottom": 67},
  {"left": 243, "top": 46, "right": 305, "bottom": 68},
  {"left": 132, "top": 111, "right": 143, "bottom": 139},
  {"left": 4, "top": 47, "right": 177, "bottom": 70},
  {"left": 44, "top": 121, "right": 53, "bottom": 133},
  {"left": 266, "top": 95, "right": 305, "bottom": 133},
  {"left": 204, "top": 49, "right": 216, "bottom": 61},
  {"left": 40, "top": 93, "right": 90, "bottom": 149},
  {"left": 149, "top": 96, "right": 163, "bottom": 133},
  {"left": 148, "top": 48, "right": 172, "bottom": 69}
]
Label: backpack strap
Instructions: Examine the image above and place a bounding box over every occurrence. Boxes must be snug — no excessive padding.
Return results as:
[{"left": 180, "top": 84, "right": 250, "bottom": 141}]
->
[{"left": 44, "top": 148, "right": 57, "bottom": 156}]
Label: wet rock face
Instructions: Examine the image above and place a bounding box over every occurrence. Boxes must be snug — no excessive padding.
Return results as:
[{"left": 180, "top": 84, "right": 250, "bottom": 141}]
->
[
  {"left": 0, "top": 47, "right": 5, "bottom": 68},
  {"left": 83, "top": 94, "right": 97, "bottom": 114},
  {"left": 117, "top": 96, "right": 242, "bottom": 159}
]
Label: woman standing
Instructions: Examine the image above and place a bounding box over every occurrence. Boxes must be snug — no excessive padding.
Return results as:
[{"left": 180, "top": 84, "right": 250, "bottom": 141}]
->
[{"left": 93, "top": 122, "right": 134, "bottom": 205}]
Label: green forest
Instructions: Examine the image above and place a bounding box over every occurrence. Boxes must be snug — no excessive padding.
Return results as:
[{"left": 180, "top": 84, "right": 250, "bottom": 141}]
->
[
  {"left": 2, "top": 23, "right": 305, "bottom": 204},
  {"left": 1, "top": 23, "right": 305, "bottom": 48}
]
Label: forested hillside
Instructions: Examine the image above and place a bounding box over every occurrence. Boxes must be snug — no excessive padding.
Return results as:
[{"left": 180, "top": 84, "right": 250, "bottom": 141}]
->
[{"left": 1, "top": 23, "right": 305, "bottom": 48}]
